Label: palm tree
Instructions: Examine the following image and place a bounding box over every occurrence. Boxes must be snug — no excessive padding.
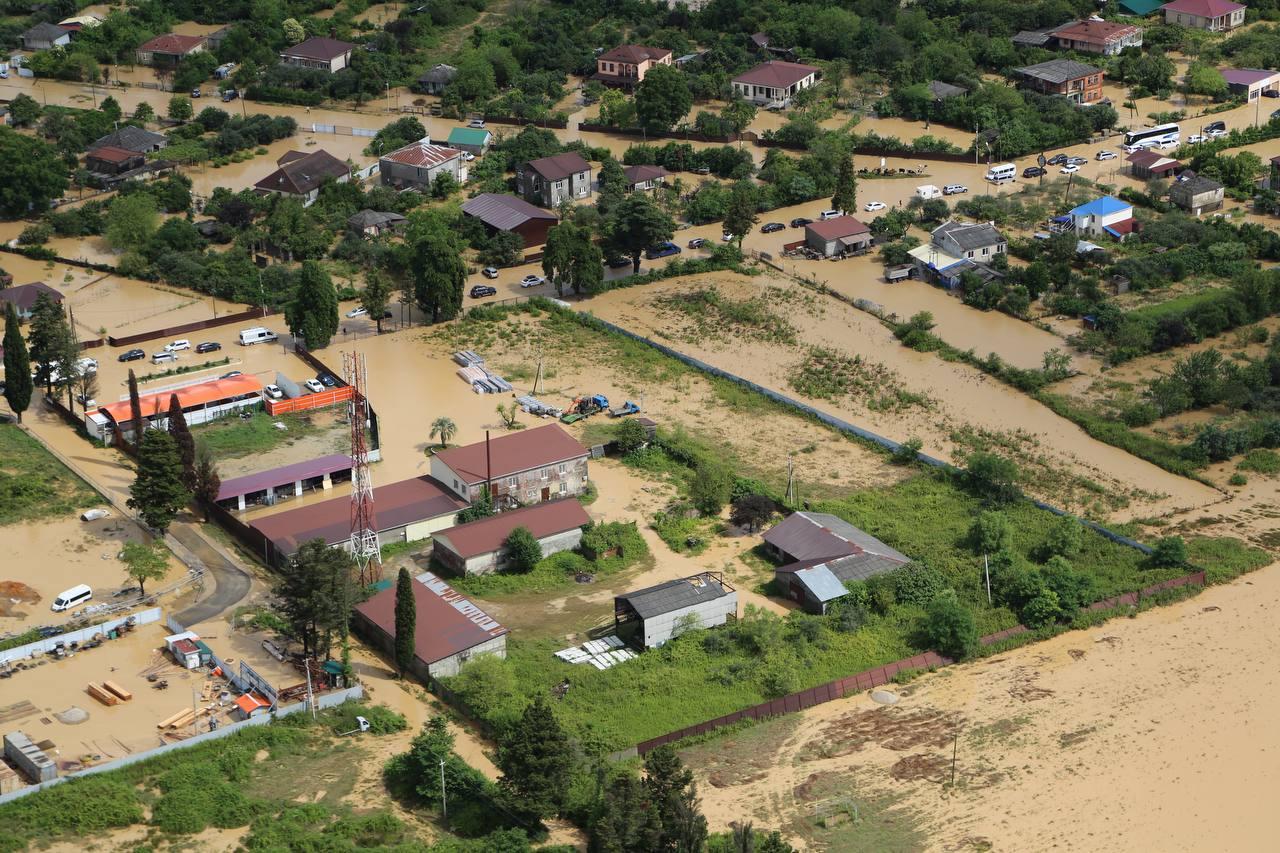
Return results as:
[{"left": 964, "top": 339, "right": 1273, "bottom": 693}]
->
[{"left": 430, "top": 416, "right": 457, "bottom": 449}]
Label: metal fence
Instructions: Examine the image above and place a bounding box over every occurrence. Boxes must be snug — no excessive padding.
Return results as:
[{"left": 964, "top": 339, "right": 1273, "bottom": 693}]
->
[{"left": 0, "top": 607, "right": 162, "bottom": 665}]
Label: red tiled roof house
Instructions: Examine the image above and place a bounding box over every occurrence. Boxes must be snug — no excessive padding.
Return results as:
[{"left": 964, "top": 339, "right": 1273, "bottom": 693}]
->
[
  {"left": 731, "top": 61, "right": 819, "bottom": 107},
  {"left": 430, "top": 423, "right": 590, "bottom": 508},
  {"left": 135, "top": 33, "right": 205, "bottom": 66}
]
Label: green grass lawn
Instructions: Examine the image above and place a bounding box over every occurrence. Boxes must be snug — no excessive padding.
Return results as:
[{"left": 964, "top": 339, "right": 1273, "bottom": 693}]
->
[
  {"left": 0, "top": 424, "right": 102, "bottom": 525},
  {"left": 191, "top": 410, "right": 335, "bottom": 460}
]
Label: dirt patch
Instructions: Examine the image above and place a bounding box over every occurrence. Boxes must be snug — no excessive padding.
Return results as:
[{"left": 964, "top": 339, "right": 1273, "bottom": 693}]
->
[
  {"left": 1006, "top": 668, "right": 1054, "bottom": 703},
  {"left": 798, "top": 707, "right": 964, "bottom": 762},
  {"left": 889, "top": 752, "right": 951, "bottom": 783},
  {"left": 0, "top": 580, "right": 40, "bottom": 617},
  {"left": 1067, "top": 648, "right": 1086, "bottom": 660}
]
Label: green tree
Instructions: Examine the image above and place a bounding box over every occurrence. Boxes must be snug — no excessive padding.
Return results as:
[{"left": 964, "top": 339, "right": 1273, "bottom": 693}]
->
[
  {"left": 394, "top": 567, "right": 416, "bottom": 676},
  {"left": 590, "top": 773, "right": 663, "bottom": 853},
  {"left": 644, "top": 745, "right": 708, "bottom": 852},
  {"left": 1183, "top": 63, "right": 1228, "bottom": 99},
  {"left": 690, "top": 459, "right": 732, "bottom": 516},
  {"left": 723, "top": 182, "right": 758, "bottom": 248},
  {"left": 597, "top": 88, "right": 637, "bottom": 128},
  {"left": 0, "top": 129, "right": 68, "bottom": 217},
  {"left": 360, "top": 270, "right": 393, "bottom": 333},
  {"left": 167, "top": 95, "right": 193, "bottom": 122},
  {"left": 120, "top": 540, "right": 168, "bottom": 595},
  {"left": 597, "top": 157, "right": 627, "bottom": 215},
  {"left": 608, "top": 194, "right": 675, "bottom": 274},
  {"left": 503, "top": 526, "right": 544, "bottom": 573},
  {"left": 98, "top": 96, "right": 122, "bottom": 124},
  {"left": 1021, "top": 588, "right": 1062, "bottom": 628},
  {"left": 128, "top": 429, "right": 190, "bottom": 534},
  {"left": 405, "top": 213, "right": 466, "bottom": 323},
  {"left": 924, "top": 589, "right": 979, "bottom": 660},
  {"left": 1044, "top": 515, "right": 1083, "bottom": 559},
  {"left": 730, "top": 494, "right": 774, "bottom": 532},
  {"left": 969, "top": 510, "right": 1010, "bottom": 554},
  {"left": 366, "top": 116, "right": 426, "bottom": 157},
  {"left": 831, "top": 155, "right": 857, "bottom": 215},
  {"left": 105, "top": 192, "right": 159, "bottom": 252},
  {"left": 480, "top": 230, "right": 525, "bottom": 267},
  {"left": 7, "top": 93, "right": 41, "bottom": 128},
  {"left": 1151, "top": 536, "right": 1188, "bottom": 568},
  {"left": 614, "top": 418, "right": 648, "bottom": 454},
  {"left": 430, "top": 416, "right": 457, "bottom": 449},
  {"left": 635, "top": 65, "right": 693, "bottom": 132},
  {"left": 385, "top": 716, "right": 492, "bottom": 811},
  {"left": 265, "top": 197, "right": 331, "bottom": 261},
  {"left": 127, "top": 369, "right": 144, "bottom": 449},
  {"left": 430, "top": 171, "right": 459, "bottom": 200},
  {"left": 282, "top": 17, "right": 306, "bottom": 44},
  {"left": 965, "top": 452, "right": 1020, "bottom": 504},
  {"left": 721, "top": 98, "right": 757, "bottom": 135},
  {"left": 166, "top": 394, "right": 196, "bottom": 491},
  {"left": 2, "top": 303, "right": 33, "bottom": 422},
  {"left": 192, "top": 444, "right": 221, "bottom": 520},
  {"left": 543, "top": 221, "right": 603, "bottom": 296},
  {"left": 27, "top": 293, "right": 68, "bottom": 393},
  {"left": 497, "top": 695, "right": 573, "bottom": 824},
  {"left": 133, "top": 101, "right": 155, "bottom": 124},
  {"left": 891, "top": 436, "right": 923, "bottom": 465},
  {"left": 457, "top": 488, "right": 493, "bottom": 523},
  {"left": 286, "top": 260, "right": 340, "bottom": 350},
  {"left": 275, "top": 538, "right": 360, "bottom": 659}
]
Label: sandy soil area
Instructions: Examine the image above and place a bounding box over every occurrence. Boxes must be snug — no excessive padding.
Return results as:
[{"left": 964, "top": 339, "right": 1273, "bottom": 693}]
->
[
  {"left": 0, "top": 514, "right": 183, "bottom": 635},
  {"left": 585, "top": 273, "right": 1218, "bottom": 519},
  {"left": 687, "top": 560, "right": 1280, "bottom": 852}
]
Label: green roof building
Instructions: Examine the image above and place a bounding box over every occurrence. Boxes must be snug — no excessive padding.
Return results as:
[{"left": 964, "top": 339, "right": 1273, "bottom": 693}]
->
[
  {"left": 1119, "top": 0, "right": 1165, "bottom": 15},
  {"left": 445, "top": 127, "right": 493, "bottom": 155}
]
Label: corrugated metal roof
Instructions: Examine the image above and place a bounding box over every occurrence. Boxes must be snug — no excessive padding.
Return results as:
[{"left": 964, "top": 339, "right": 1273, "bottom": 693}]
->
[
  {"left": 764, "top": 511, "right": 909, "bottom": 563},
  {"left": 433, "top": 423, "right": 587, "bottom": 485},
  {"left": 447, "top": 127, "right": 491, "bottom": 146},
  {"left": 462, "top": 193, "right": 558, "bottom": 232},
  {"left": 216, "top": 453, "right": 352, "bottom": 502},
  {"left": 382, "top": 140, "right": 460, "bottom": 168},
  {"left": 525, "top": 152, "right": 591, "bottom": 181},
  {"left": 617, "top": 572, "right": 733, "bottom": 619},
  {"left": 432, "top": 499, "right": 591, "bottom": 560},
  {"left": 792, "top": 565, "right": 848, "bottom": 602},
  {"left": 825, "top": 552, "right": 908, "bottom": 582},
  {"left": 805, "top": 216, "right": 870, "bottom": 242},
  {"left": 1015, "top": 59, "right": 1101, "bottom": 85},
  {"left": 933, "top": 221, "right": 1005, "bottom": 252},
  {"left": 354, "top": 571, "right": 507, "bottom": 665},
  {"left": 281, "top": 37, "right": 355, "bottom": 61}
]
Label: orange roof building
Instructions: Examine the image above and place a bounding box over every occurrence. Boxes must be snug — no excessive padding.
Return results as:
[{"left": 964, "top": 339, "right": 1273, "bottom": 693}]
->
[{"left": 87, "top": 375, "right": 264, "bottom": 441}]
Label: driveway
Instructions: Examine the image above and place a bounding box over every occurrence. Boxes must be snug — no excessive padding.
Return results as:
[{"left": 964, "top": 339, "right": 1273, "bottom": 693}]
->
[{"left": 169, "top": 520, "right": 253, "bottom": 627}]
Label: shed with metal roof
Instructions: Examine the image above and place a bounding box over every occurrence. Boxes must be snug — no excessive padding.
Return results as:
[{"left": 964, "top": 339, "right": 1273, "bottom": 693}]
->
[
  {"left": 432, "top": 499, "right": 591, "bottom": 576},
  {"left": 614, "top": 572, "right": 737, "bottom": 648}
]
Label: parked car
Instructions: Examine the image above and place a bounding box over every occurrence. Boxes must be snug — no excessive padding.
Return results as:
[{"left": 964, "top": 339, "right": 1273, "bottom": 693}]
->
[
  {"left": 1186, "top": 134, "right": 1204, "bottom": 144},
  {"left": 520, "top": 274, "right": 545, "bottom": 288},
  {"left": 1023, "top": 166, "right": 1046, "bottom": 178},
  {"left": 1046, "top": 153, "right": 1068, "bottom": 166},
  {"left": 264, "top": 384, "right": 284, "bottom": 400},
  {"left": 687, "top": 237, "right": 707, "bottom": 249},
  {"left": 761, "top": 222, "right": 785, "bottom": 233},
  {"left": 863, "top": 202, "right": 885, "bottom": 212},
  {"left": 942, "top": 184, "right": 968, "bottom": 196},
  {"left": 220, "top": 371, "right": 242, "bottom": 379},
  {"left": 1060, "top": 164, "right": 1080, "bottom": 174},
  {"left": 1206, "top": 120, "right": 1226, "bottom": 134},
  {"left": 318, "top": 374, "right": 336, "bottom": 387},
  {"left": 720, "top": 232, "right": 734, "bottom": 242},
  {"left": 605, "top": 256, "right": 632, "bottom": 268},
  {"left": 468, "top": 118, "right": 486, "bottom": 128},
  {"left": 76, "top": 357, "right": 98, "bottom": 374},
  {"left": 469, "top": 284, "right": 498, "bottom": 298},
  {"left": 644, "top": 242, "right": 681, "bottom": 259},
  {"left": 790, "top": 217, "right": 812, "bottom": 228},
  {"left": 1066, "top": 156, "right": 1088, "bottom": 166},
  {"left": 221, "top": 89, "right": 238, "bottom": 102},
  {"left": 692, "top": 166, "right": 711, "bottom": 175},
  {"left": 164, "top": 339, "right": 191, "bottom": 352},
  {"left": 118, "top": 348, "right": 146, "bottom": 362},
  {"left": 190, "top": 88, "right": 201, "bottom": 98},
  {"left": 1205, "top": 128, "right": 1227, "bottom": 139},
  {"left": 304, "top": 378, "right": 324, "bottom": 394},
  {"left": 345, "top": 306, "right": 368, "bottom": 318},
  {"left": 151, "top": 352, "right": 176, "bottom": 364},
  {"left": 1265, "top": 89, "right": 1280, "bottom": 98},
  {"left": 481, "top": 266, "right": 499, "bottom": 279},
  {"left": 195, "top": 341, "right": 221, "bottom": 354},
  {"left": 820, "top": 209, "right": 845, "bottom": 219},
  {"left": 1095, "top": 150, "right": 1118, "bottom": 161},
  {"left": 462, "top": 152, "right": 476, "bottom": 161}
]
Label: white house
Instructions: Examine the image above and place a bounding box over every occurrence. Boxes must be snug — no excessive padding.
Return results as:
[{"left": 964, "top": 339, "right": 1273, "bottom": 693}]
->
[
  {"left": 730, "top": 61, "right": 819, "bottom": 107},
  {"left": 1068, "top": 195, "right": 1136, "bottom": 241}
]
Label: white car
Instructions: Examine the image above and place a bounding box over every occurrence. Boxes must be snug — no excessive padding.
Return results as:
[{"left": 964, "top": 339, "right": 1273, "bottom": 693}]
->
[
  {"left": 75, "top": 357, "right": 98, "bottom": 374},
  {"left": 264, "top": 384, "right": 284, "bottom": 400},
  {"left": 942, "top": 184, "right": 968, "bottom": 195},
  {"left": 1186, "top": 134, "right": 1204, "bottom": 144},
  {"left": 1206, "top": 128, "right": 1227, "bottom": 139},
  {"left": 468, "top": 119, "right": 485, "bottom": 129},
  {"left": 345, "top": 307, "right": 368, "bottom": 318},
  {"left": 303, "top": 378, "right": 324, "bottom": 393},
  {"left": 164, "top": 339, "right": 191, "bottom": 352},
  {"left": 1095, "top": 150, "right": 1117, "bottom": 161},
  {"left": 520, "top": 274, "right": 545, "bottom": 288},
  {"left": 863, "top": 202, "right": 886, "bottom": 212},
  {"left": 462, "top": 152, "right": 476, "bottom": 161},
  {"left": 1060, "top": 164, "right": 1080, "bottom": 174},
  {"left": 721, "top": 232, "right": 735, "bottom": 242}
]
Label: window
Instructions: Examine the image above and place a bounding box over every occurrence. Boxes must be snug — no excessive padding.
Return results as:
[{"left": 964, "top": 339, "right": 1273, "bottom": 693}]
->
[
  {"left": 453, "top": 479, "right": 459, "bottom": 490},
  {"left": 527, "top": 489, "right": 536, "bottom": 500},
  {"left": 507, "top": 476, "right": 518, "bottom": 488},
  {"left": 559, "top": 482, "right": 567, "bottom": 495},
  {"left": 540, "top": 467, "right": 549, "bottom": 480},
  {"left": 558, "top": 462, "right": 567, "bottom": 475}
]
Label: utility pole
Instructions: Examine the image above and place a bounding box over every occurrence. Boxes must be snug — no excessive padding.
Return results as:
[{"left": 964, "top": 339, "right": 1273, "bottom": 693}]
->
[
  {"left": 439, "top": 758, "right": 447, "bottom": 821},
  {"left": 305, "top": 660, "right": 316, "bottom": 720},
  {"left": 984, "top": 553, "right": 992, "bottom": 606}
]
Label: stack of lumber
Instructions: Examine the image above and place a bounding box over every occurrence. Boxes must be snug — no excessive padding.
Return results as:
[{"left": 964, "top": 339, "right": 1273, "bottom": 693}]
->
[
  {"left": 86, "top": 683, "right": 119, "bottom": 706},
  {"left": 103, "top": 681, "right": 132, "bottom": 702}
]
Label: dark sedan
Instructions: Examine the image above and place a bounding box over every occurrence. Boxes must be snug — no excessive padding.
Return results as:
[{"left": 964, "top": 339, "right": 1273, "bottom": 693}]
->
[
  {"left": 761, "top": 222, "right": 785, "bottom": 233},
  {"left": 469, "top": 285, "right": 497, "bottom": 298},
  {"left": 195, "top": 341, "right": 222, "bottom": 354},
  {"left": 790, "top": 217, "right": 813, "bottom": 228},
  {"left": 605, "top": 256, "right": 632, "bottom": 268},
  {"left": 1022, "top": 166, "right": 1046, "bottom": 178},
  {"left": 118, "top": 348, "right": 146, "bottom": 362}
]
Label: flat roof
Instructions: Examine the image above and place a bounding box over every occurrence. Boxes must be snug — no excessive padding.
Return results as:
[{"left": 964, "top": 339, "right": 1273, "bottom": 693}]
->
[
  {"left": 251, "top": 476, "right": 466, "bottom": 555},
  {"left": 216, "top": 454, "right": 353, "bottom": 502},
  {"left": 434, "top": 424, "right": 588, "bottom": 485},
  {"left": 355, "top": 571, "right": 507, "bottom": 664},
  {"left": 433, "top": 499, "right": 591, "bottom": 560},
  {"left": 99, "top": 375, "right": 264, "bottom": 423}
]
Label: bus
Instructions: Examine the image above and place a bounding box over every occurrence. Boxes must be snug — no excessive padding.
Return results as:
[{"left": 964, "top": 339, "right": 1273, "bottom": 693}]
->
[{"left": 1122, "top": 123, "right": 1180, "bottom": 153}]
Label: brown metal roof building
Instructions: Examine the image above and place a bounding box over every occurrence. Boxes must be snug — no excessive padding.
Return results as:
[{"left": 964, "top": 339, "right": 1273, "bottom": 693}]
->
[
  {"left": 432, "top": 499, "right": 591, "bottom": 576},
  {"left": 136, "top": 33, "right": 205, "bottom": 65},
  {"left": 352, "top": 571, "right": 507, "bottom": 680},
  {"left": 430, "top": 424, "right": 591, "bottom": 506},
  {"left": 280, "top": 37, "right": 355, "bottom": 73},
  {"left": 254, "top": 150, "right": 350, "bottom": 205},
  {"left": 0, "top": 282, "right": 63, "bottom": 319},
  {"left": 250, "top": 476, "right": 466, "bottom": 565},
  {"left": 461, "top": 193, "right": 558, "bottom": 247},
  {"left": 804, "top": 216, "right": 872, "bottom": 258}
]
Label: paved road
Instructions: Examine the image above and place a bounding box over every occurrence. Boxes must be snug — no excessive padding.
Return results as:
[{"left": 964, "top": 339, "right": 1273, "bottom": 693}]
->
[{"left": 169, "top": 521, "right": 252, "bottom": 628}]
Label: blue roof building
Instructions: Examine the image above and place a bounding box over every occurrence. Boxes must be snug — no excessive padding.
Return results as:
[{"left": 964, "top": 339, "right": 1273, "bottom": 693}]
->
[{"left": 1069, "top": 195, "right": 1136, "bottom": 241}]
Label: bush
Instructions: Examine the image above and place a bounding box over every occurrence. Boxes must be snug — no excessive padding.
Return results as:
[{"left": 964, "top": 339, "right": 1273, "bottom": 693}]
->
[
  {"left": 892, "top": 561, "right": 945, "bottom": 606},
  {"left": 969, "top": 510, "right": 1011, "bottom": 555},
  {"left": 614, "top": 417, "right": 648, "bottom": 454},
  {"left": 1150, "top": 536, "right": 1188, "bottom": 568},
  {"left": 729, "top": 494, "right": 775, "bottom": 532},
  {"left": 964, "top": 452, "right": 1021, "bottom": 504},
  {"left": 503, "top": 526, "right": 544, "bottom": 573},
  {"left": 580, "top": 520, "right": 645, "bottom": 561},
  {"left": 1021, "top": 589, "right": 1063, "bottom": 628},
  {"left": 689, "top": 459, "right": 732, "bottom": 516},
  {"left": 891, "top": 436, "right": 923, "bottom": 465},
  {"left": 324, "top": 702, "right": 407, "bottom": 736},
  {"left": 923, "top": 589, "right": 979, "bottom": 660},
  {"left": 1044, "top": 515, "right": 1083, "bottom": 559}
]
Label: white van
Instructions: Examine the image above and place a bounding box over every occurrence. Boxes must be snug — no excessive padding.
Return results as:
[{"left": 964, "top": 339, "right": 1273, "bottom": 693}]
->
[
  {"left": 238, "top": 327, "right": 278, "bottom": 346},
  {"left": 52, "top": 584, "right": 92, "bottom": 612},
  {"left": 818, "top": 209, "right": 844, "bottom": 220},
  {"left": 915, "top": 184, "right": 942, "bottom": 200},
  {"left": 152, "top": 351, "right": 177, "bottom": 364},
  {"left": 984, "top": 163, "right": 1016, "bottom": 184}
]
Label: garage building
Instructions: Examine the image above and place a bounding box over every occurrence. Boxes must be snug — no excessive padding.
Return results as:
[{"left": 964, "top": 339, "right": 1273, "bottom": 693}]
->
[
  {"left": 614, "top": 572, "right": 737, "bottom": 649},
  {"left": 352, "top": 571, "right": 507, "bottom": 680},
  {"left": 432, "top": 499, "right": 591, "bottom": 576},
  {"left": 804, "top": 216, "right": 872, "bottom": 258}
]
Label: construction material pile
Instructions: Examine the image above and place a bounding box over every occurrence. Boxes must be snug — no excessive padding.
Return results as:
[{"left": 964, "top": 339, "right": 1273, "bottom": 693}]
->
[
  {"left": 554, "top": 635, "right": 637, "bottom": 670},
  {"left": 453, "top": 351, "right": 512, "bottom": 394}
]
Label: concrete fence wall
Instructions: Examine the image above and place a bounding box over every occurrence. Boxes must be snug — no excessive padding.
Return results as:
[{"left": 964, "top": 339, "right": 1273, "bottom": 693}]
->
[
  {"left": 0, "top": 685, "right": 363, "bottom": 806},
  {"left": 0, "top": 608, "right": 162, "bottom": 665}
]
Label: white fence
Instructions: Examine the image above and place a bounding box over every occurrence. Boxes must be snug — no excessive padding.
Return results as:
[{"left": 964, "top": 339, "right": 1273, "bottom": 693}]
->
[
  {"left": 0, "top": 685, "right": 364, "bottom": 806},
  {"left": 0, "top": 607, "right": 162, "bottom": 666},
  {"left": 306, "top": 123, "right": 378, "bottom": 138}
]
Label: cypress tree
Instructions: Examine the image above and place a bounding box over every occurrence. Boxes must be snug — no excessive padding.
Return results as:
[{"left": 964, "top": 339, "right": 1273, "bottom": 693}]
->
[
  {"left": 2, "top": 302, "right": 33, "bottom": 421},
  {"left": 166, "top": 394, "right": 196, "bottom": 490},
  {"left": 26, "top": 292, "right": 64, "bottom": 393},
  {"left": 127, "top": 369, "right": 143, "bottom": 448},
  {"left": 394, "top": 567, "right": 416, "bottom": 677},
  {"left": 831, "top": 155, "right": 858, "bottom": 215},
  {"left": 127, "top": 429, "right": 190, "bottom": 533},
  {"left": 285, "top": 260, "right": 339, "bottom": 349},
  {"left": 497, "top": 694, "right": 573, "bottom": 823},
  {"left": 192, "top": 445, "right": 221, "bottom": 520}
]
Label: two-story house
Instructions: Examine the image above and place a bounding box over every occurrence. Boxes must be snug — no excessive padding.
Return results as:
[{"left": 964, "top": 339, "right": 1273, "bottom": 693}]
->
[
  {"left": 379, "top": 139, "right": 465, "bottom": 191},
  {"left": 279, "top": 37, "right": 355, "bottom": 73},
  {"left": 1014, "top": 59, "right": 1104, "bottom": 104},
  {"left": 730, "top": 60, "right": 819, "bottom": 107},
  {"left": 1069, "top": 195, "right": 1137, "bottom": 241},
  {"left": 1169, "top": 174, "right": 1225, "bottom": 215},
  {"left": 518, "top": 153, "right": 593, "bottom": 207},
  {"left": 1050, "top": 18, "right": 1144, "bottom": 55},
  {"left": 1161, "top": 0, "right": 1245, "bottom": 31},
  {"left": 593, "top": 44, "right": 673, "bottom": 89},
  {"left": 908, "top": 220, "right": 1008, "bottom": 288},
  {"left": 431, "top": 424, "right": 591, "bottom": 508}
]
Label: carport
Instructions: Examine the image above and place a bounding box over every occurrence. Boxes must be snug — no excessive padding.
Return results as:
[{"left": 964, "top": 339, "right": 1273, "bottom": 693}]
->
[{"left": 215, "top": 453, "right": 354, "bottom": 511}]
